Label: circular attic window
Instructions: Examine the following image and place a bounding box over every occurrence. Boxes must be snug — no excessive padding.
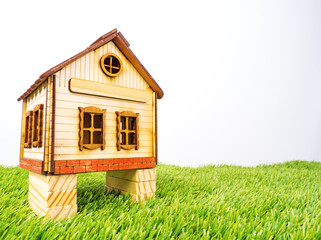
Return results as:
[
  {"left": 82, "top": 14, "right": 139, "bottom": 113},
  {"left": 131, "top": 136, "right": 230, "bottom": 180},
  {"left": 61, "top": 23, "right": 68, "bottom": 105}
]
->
[{"left": 100, "top": 53, "right": 122, "bottom": 77}]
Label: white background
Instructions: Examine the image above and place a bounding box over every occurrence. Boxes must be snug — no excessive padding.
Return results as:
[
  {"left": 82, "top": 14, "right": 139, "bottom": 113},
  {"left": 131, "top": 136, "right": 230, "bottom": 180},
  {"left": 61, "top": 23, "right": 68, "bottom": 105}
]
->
[{"left": 1, "top": 1, "right": 321, "bottom": 167}]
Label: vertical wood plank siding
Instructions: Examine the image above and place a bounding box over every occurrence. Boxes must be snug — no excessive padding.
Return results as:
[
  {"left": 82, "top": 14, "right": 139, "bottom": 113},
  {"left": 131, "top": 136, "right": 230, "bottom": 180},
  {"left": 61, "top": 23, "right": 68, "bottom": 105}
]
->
[{"left": 55, "top": 41, "right": 149, "bottom": 91}]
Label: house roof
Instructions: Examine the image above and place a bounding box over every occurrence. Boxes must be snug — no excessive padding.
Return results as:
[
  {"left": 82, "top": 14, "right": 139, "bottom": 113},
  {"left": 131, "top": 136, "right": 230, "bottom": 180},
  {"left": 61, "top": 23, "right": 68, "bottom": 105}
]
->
[{"left": 17, "top": 29, "right": 164, "bottom": 101}]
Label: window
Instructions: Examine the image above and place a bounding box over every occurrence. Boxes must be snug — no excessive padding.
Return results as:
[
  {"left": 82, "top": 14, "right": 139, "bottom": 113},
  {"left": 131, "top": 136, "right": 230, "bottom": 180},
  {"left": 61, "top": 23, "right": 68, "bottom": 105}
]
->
[
  {"left": 116, "top": 111, "right": 139, "bottom": 151},
  {"left": 79, "top": 106, "right": 106, "bottom": 150},
  {"left": 100, "top": 53, "right": 122, "bottom": 77},
  {"left": 24, "top": 111, "right": 33, "bottom": 148},
  {"left": 33, "top": 104, "right": 44, "bottom": 147}
]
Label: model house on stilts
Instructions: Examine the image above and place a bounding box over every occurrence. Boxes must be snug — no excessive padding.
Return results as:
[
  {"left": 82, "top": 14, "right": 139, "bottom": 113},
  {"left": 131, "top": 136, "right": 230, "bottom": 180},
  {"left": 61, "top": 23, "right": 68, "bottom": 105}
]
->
[{"left": 17, "top": 29, "right": 164, "bottom": 220}]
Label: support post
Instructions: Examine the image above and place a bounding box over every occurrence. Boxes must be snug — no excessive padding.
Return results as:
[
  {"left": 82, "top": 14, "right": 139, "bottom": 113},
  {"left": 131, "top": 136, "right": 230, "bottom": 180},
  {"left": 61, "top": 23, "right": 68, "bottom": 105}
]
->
[
  {"left": 28, "top": 171, "right": 77, "bottom": 220},
  {"left": 105, "top": 168, "right": 156, "bottom": 201}
]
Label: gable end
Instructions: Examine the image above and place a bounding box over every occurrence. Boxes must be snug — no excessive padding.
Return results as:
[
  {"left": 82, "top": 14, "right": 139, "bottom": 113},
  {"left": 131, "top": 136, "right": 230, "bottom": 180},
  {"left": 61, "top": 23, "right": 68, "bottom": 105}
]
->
[{"left": 17, "top": 29, "right": 164, "bottom": 101}]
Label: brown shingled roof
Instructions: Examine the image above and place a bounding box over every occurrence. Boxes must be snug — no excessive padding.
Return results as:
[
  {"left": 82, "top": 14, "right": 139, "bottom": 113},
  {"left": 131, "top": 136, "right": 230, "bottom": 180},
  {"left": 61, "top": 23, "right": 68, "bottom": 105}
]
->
[{"left": 17, "top": 28, "right": 164, "bottom": 101}]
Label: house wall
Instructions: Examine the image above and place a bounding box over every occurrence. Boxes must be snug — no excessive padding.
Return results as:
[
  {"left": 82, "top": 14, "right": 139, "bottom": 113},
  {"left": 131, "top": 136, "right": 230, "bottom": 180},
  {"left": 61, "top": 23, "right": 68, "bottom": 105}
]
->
[
  {"left": 53, "top": 41, "right": 156, "bottom": 167},
  {"left": 55, "top": 41, "right": 149, "bottom": 91},
  {"left": 23, "top": 81, "right": 47, "bottom": 161}
]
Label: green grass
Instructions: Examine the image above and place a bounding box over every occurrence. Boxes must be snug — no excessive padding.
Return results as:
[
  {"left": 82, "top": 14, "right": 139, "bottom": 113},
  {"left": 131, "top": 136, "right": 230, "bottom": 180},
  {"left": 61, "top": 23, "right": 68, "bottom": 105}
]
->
[{"left": 1, "top": 161, "right": 321, "bottom": 239}]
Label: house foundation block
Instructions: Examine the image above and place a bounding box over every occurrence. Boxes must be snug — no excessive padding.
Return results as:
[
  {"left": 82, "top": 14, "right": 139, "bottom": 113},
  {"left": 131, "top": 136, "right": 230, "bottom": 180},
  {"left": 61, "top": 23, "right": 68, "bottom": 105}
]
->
[
  {"left": 105, "top": 168, "right": 156, "bottom": 201},
  {"left": 28, "top": 171, "right": 77, "bottom": 220}
]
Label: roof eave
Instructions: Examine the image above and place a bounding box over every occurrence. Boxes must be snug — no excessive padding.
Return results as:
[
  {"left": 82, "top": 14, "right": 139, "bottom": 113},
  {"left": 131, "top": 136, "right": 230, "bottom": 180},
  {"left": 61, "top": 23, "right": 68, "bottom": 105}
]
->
[
  {"left": 17, "top": 29, "right": 163, "bottom": 101},
  {"left": 112, "top": 33, "right": 164, "bottom": 99}
]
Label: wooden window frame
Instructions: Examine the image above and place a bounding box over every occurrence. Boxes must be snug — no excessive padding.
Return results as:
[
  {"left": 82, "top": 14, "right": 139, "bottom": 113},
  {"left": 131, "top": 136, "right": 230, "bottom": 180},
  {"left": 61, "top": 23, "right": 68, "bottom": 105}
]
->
[
  {"left": 33, "top": 104, "right": 44, "bottom": 148},
  {"left": 24, "top": 111, "right": 33, "bottom": 148},
  {"left": 116, "top": 111, "right": 139, "bottom": 151},
  {"left": 100, "top": 53, "right": 122, "bottom": 77},
  {"left": 79, "top": 106, "right": 106, "bottom": 151}
]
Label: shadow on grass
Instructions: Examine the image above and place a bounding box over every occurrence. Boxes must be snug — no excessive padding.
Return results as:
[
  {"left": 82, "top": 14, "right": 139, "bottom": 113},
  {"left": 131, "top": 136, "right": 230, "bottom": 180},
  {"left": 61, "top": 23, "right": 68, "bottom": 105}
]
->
[{"left": 76, "top": 181, "right": 126, "bottom": 213}]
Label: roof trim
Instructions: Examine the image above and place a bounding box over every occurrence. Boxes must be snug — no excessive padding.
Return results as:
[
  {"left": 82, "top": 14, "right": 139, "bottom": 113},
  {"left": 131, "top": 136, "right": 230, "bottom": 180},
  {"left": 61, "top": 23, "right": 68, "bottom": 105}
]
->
[{"left": 17, "top": 29, "right": 163, "bottom": 101}]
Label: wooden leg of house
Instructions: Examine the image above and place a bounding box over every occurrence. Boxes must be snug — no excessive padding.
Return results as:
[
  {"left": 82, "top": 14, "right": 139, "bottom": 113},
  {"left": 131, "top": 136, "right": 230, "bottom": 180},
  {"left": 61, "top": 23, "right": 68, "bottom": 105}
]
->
[
  {"left": 105, "top": 168, "right": 156, "bottom": 201},
  {"left": 28, "top": 171, "right": 77, "bottom": 220}
]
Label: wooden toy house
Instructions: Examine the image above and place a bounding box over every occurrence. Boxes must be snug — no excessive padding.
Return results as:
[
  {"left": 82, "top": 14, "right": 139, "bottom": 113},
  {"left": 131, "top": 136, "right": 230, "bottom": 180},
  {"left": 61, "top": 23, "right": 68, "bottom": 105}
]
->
[{"left": 17, "top": 29, "right": 163, "bottom": 220}]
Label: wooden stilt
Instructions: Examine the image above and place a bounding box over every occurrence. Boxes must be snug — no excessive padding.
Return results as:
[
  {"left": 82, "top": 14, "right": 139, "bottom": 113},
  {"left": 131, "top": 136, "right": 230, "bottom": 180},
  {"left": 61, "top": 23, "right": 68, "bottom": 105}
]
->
[
  {"left": 28, "top": 171, "right": 77, "bottom": 220},
  {"left": 105, "top": 168, "right": 156, "bottom": 201}
]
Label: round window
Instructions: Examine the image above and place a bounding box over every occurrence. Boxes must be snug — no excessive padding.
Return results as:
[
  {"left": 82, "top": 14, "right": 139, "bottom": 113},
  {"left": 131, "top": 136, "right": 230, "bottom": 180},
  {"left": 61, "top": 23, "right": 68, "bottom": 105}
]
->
[{"left": 100, "top": 53, "right": 122, "bottom": 77}]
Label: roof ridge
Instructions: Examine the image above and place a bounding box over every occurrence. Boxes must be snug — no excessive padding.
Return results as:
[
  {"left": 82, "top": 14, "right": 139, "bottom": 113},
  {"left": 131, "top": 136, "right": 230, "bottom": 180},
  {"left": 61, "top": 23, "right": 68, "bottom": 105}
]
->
[
  {"left": 89, "top": 28, "right": 118, "bottom": 47},
  {"left": 17, "top": 29, "right": 163, "bottom": 101}
]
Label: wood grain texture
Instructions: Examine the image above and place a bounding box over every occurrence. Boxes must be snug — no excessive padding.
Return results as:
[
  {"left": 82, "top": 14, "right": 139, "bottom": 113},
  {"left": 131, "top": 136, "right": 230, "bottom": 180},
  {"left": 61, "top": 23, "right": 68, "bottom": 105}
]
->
[
  {"left": 105, "top": 168, "right": 156, "bottom": 202},
  {"left": 135, "top": 114, "right": 139, "bottom": 151},
  {"left": 20, "top": 99, "right": 27, "bottom": 158},
  {"left": 100, "top": 53, "right": 122, "bottom": 77},
  {"left": 78, "top": 106, "right": 106, "bottom": 151},
  {"left": 32, "top": 104, "right": 44, "bottom": 148},
  {"left": 25, "top": 82, "right": 47, "bottom": 111},
  {"left": 28, "top": 171, "right": 77, "bottom": 220},
  {"left": 43, "top": 80, "right": 49, "bottom": 172},
  {"left": 154, "top": 93, "right": 158, "bottom": 164},
  {"left": 44, "top": 78, "right": 52, "bottom": 172},
  {"left": 107, "top": 168, "right": 156, "bottom": 182},
  {"left": 54, "top": 88, "right": 154, "bottom": 160},
  {"left": 55, "top": 90, "right": 153, "bottom": 111},
  {"left": 23, "top": 81, "right": 47, "bottom": 161},
  {"left": 24, "top": 111, "right": 33, "bottom": 148},
  {"left": 116, "top": 111, "right": 139, "bottom": 151},
  {"left": 116, "top": 112, "right": 121, "bottom": 151},
  {"left": 19, "top": 31, "right": 161, "bottom": 172},
  {"left": 17, "top": 29, "right": 164, "bottom": 102},
  {"left": 53, "top": 146, "right": 152, "bottom": 155},
  {"left": 69, "top": 78, "right": 150, "bottom": 103},
  {"left": 54, "top": 41, "right": 149, "bottom": 93},
  {"left": 50, "top": 75, "right": 56, "bottom": 173},
  {"left": 55, "top": 152, "right": 152, "bottom": 160}
]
